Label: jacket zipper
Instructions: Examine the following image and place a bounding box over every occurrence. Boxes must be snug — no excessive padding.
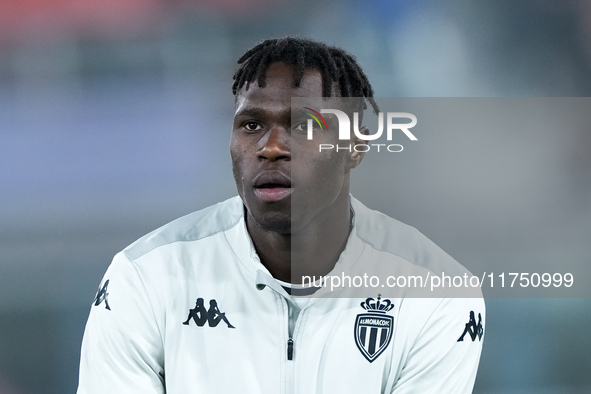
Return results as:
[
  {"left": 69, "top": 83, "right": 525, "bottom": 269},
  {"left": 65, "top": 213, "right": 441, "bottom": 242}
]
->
[
  {"left": 287, "top": 338, "right": 294, "bottom": 360},
  {"left": 284, "top": 297, "right": 300, "bottom": 394},
  {"left": 286, "top": 298, "right": 299, "bottom": 360}
]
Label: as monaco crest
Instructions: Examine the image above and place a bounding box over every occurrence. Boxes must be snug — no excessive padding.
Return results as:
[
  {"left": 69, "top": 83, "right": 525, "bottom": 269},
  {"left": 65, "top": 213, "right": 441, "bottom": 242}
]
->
[{"left": 354, "top": 295, "right": 394, "bottom": 363}]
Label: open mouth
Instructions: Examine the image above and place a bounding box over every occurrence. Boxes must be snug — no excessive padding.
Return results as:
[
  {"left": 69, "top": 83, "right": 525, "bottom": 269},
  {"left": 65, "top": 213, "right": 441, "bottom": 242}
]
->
[{"left": 253, "top": 173, "right": 292, "bottom": 202}]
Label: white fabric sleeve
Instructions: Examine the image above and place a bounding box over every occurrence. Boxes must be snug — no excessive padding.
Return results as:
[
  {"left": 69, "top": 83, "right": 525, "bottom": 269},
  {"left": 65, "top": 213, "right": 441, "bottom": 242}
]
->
[
  {"left": 77, "top": 252, "right": 165, "bottom": 394},
  {"left": 392, "top": 297, "right": 485, "bottom": 394}
]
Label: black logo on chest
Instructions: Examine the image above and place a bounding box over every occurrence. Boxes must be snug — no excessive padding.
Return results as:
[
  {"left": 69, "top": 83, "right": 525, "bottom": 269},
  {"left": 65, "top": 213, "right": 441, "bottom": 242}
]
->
[{"left": 182, "top": 298, "right": 235, "bottom": 329}]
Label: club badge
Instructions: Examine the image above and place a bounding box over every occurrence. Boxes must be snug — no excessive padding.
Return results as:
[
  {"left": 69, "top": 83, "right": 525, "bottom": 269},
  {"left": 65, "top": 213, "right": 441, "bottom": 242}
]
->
[{"left": 354, "top": 295, "right": 394, "bottom": 363}]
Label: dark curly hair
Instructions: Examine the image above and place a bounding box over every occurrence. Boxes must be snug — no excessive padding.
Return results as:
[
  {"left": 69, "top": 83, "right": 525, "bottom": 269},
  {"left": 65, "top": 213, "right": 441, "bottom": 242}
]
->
[{"left": 232, "top": 37, "right": 379, "bottom": 114}]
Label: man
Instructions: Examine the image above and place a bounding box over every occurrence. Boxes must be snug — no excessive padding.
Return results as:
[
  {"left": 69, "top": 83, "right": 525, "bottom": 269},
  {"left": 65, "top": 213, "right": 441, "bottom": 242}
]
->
[{"left": 78, "top": 37, "right": 485, "bottom": 393}]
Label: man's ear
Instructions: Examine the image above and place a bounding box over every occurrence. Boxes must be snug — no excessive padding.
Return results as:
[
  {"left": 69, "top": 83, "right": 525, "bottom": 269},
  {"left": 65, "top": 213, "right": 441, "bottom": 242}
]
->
[{"left": 347, "top": 125, "right": 369, "bottom": 169}]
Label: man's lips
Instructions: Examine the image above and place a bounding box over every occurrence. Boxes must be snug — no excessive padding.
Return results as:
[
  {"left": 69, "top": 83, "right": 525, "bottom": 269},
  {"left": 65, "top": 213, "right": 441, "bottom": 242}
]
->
[
  {"left": 254, "top": 186, "right": 292, "bottom": 202},
  {"left": 253, "top": 172, "right": 292, "bottom": 202}
]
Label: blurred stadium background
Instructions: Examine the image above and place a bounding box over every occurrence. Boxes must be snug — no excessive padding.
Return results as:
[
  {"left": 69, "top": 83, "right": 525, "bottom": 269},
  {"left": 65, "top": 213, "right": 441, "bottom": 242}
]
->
[{"left": 1, "top": 0, "right": 590, "bottom": 393}]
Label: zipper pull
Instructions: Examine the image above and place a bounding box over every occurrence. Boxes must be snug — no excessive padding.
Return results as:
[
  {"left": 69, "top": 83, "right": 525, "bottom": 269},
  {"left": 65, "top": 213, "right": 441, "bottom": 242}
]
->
[{"left": 287, "top": 338, "right": 294, "bottom": 360}]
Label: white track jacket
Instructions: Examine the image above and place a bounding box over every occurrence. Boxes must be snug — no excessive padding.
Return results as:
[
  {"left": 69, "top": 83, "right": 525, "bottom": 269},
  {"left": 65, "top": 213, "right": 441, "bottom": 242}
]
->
[{"left": 78, "top": 196, "right": 485, "bottom": 393}]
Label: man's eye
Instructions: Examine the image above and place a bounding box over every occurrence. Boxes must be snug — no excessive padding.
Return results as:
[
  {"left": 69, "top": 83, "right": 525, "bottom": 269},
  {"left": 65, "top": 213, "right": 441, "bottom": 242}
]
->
[
  {"left": 293, "top": 122, "right": 307, "bottom": 132},
  {"left": 244, "top": 122, "right": 262, "bottom": 131}
]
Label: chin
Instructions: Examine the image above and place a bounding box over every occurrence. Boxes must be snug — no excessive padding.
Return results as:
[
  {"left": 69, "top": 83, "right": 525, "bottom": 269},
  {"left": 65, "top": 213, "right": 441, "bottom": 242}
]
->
[
  {"left": 256, "top": 217, "right": 292, "bottom": 235},
  {"left": 247, "top": 208, "right": 292, "bottom": 235}
]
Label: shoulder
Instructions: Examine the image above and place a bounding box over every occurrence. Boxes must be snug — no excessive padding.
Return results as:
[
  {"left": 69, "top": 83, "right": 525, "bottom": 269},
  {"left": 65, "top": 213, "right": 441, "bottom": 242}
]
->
[
  {"left": 351, "top": 196, "right": 469, "bottom": 277},
  {"left": 123, "top": 196, "right": 244, "bottom": 262}
]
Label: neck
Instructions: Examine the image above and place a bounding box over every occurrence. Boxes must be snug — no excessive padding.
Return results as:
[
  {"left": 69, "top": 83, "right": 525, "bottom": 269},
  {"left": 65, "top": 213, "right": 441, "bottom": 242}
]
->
[{"left": 246, "top": 194, "right": 353, "bottom": 284}]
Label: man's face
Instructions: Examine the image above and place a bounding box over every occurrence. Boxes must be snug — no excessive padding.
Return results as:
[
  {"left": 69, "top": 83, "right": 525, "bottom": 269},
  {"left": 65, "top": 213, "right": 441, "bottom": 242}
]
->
[{"left": 231, "top": 62, "right": 362, "bottom": 235}]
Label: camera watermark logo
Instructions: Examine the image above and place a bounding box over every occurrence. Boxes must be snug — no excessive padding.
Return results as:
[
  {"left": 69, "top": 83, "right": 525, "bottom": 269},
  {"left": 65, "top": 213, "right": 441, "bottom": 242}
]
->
[
  {"left": 305, "top": 108, "right": 417, "bottom": 153},
  {"left": 303, "top": 107, "right": 329, "bottom": 132}
]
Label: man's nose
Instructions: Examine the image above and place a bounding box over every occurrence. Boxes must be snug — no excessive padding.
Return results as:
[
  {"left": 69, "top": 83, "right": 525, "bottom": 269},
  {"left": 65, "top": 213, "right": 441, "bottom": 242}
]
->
[{"left": 258, "top": 127, "right": 291, "bottom": 161}]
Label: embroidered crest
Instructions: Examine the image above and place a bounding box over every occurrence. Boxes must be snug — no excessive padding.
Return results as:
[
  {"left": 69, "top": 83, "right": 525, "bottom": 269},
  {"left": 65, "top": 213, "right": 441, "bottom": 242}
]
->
[{"left": 354, "top": 295, "right": 394, "bottom": 363}]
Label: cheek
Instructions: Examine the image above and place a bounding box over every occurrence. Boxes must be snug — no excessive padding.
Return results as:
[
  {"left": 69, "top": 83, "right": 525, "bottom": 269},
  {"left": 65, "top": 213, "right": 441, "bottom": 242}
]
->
[
  {"left": 230, "top": 145, "right": 240, "bottom": 165},
  {"left": 230, "top": 142, "right": 245, "bottom": 179},
  {"left": 230, "top": 136, "right": 245, "bottom": 163},
  {"left": 297, "top": 152, "right": 346, "bottom": 191},
  {"left": 230, "top": 137, "right": 258, "bottom": 190}
]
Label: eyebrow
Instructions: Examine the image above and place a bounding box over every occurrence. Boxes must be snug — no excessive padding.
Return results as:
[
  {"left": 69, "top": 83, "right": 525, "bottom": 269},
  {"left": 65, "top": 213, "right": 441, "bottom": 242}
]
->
[
  {"left": 234, "top": 106, "right": 297, "bottom": 124},
  {"left": 292, "top": 107, "right": 316, "bottom": 117},
  {"left": 234, "top": 107, "right": 269, "bottom": 118}
]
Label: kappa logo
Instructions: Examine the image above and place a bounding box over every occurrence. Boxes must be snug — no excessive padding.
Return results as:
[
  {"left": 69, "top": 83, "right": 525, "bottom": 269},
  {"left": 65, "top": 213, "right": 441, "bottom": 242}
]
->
[
  {"left": 354, "top": 295, "right": 394, "bottom": 363},
  {"left": 182, "top": 298, "right": 235, "bottom": 329},
  {"left": 93, "top": 279, "right": 111, "bottom": 310},
  {"left": 457, "top": 311, "right": 484, "bottom": 342}
]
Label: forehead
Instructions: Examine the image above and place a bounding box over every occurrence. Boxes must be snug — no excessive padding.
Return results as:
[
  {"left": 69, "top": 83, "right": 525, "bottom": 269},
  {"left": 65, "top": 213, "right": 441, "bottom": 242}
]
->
[{"left": 234, "top": 63, "right": 324, "bottom": 113}]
